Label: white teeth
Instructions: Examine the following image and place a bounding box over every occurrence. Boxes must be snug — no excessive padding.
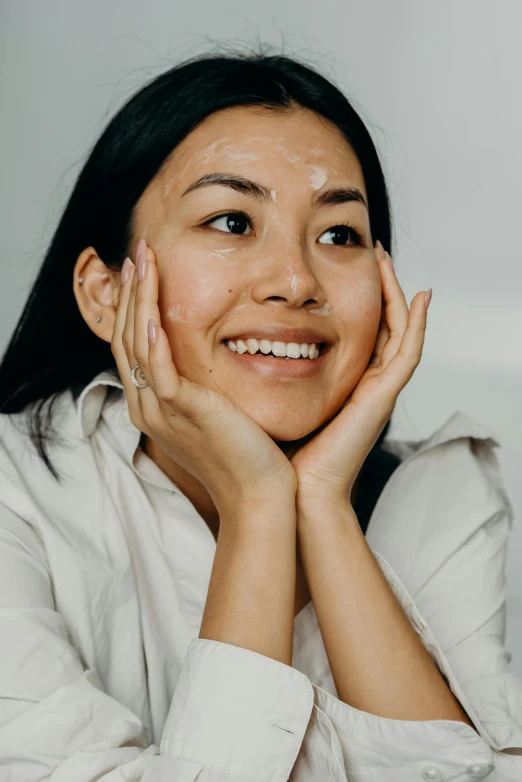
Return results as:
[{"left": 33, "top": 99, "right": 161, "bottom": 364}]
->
[
  {"left": 272, "top": 341, "right": 287, "bottom": 357},
  {"left": 286, "top": 342, "right": 301, "bottom": 359},
  {"left": 226, "top": 338, "right": 324, "bottom": 359},
  {"left": 246, "top": 338, "right": 259, "bottom": 354}
]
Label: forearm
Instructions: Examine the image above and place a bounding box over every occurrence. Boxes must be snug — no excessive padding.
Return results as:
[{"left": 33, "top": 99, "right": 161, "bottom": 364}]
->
[
  {"left": 199, "top": 495, "right": 298, "bottom": 666},
  {"left": 297, "top": 498, "right": 475, "bottom": 726}
]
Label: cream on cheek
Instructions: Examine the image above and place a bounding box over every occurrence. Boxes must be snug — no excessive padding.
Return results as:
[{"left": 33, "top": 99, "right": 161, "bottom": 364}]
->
[{"left": 160, "top": 247, "right": 247, "bottom": 336}]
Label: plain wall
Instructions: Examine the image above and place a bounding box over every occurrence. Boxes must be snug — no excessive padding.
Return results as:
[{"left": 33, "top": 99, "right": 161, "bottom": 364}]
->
[{"left": 1, "top": 0, "right": 521, "bottom": 673}]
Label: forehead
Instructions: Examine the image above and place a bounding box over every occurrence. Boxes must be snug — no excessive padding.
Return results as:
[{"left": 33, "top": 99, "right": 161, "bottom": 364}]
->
[{"left": 158, "top": 105, "right": 365, "bottom": 192}]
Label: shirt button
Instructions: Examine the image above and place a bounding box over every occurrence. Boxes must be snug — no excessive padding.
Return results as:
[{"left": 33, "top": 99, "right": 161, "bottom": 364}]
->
[
  {"left": 422, "top": 767, "right": 445, "bottom": 781},
  {"left": 465, "top": 762, "right": 494, "bottom": 778}
]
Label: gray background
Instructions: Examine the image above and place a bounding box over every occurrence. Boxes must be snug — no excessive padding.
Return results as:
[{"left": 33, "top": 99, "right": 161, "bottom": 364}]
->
[{"left": 1, "top": 1, "right": 521, "bottom": 673}]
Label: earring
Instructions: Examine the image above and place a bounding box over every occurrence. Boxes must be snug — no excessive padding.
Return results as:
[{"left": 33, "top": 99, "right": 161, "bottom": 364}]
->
[
  {"left": 96, "top": 316, "right": 102, "bottom": 323},
  {"left": 78, "top": 277, "right": 84, "bottom": 285}
]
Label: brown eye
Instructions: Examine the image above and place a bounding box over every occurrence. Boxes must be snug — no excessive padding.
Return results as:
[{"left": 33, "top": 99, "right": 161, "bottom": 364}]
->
[
  {"left": 205, "top": 212, "right": 254, "bottom": 235},
  {"left": 318, "top": 225, "right": 362, "bottom": 246}
]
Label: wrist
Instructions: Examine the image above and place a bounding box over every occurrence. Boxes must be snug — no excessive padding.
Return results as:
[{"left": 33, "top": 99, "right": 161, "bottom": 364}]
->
[
  {"left": 217, "top": 490, "right": 297, "bottom": 533},
  {"left": 296, "top": 485, "right": 351, "bottom": 513},
  {"left": 297, "top": 491, "right": 356, "bottom": 525}
]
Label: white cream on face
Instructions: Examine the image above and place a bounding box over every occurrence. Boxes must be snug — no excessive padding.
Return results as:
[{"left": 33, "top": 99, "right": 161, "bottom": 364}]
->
[
  {"left": 199, "top": 136, "right": 234, "bottom": 163},
  {"left": 253, "top": 254, "right": 275, "bottom": 267},
  {"left": 208, "top": 248, "right": 240, "bottom": 266},
  {"left": 166, "top": 304, "right": 196, "bottom": 324},
  {"left": 285, "top": 265, "right": 300, "bottom": 297},
  {"left": 309, "top": 302, "right": 331, "bottom": 316},
  {"left": 306, "top": 165, "right": 329, "bottom": 190},
  {"left": 282, "top": 150, "right": 301, "bottom": 164},
  {"left": 134, "top": 107, "right": 380, "bottom": 446}
]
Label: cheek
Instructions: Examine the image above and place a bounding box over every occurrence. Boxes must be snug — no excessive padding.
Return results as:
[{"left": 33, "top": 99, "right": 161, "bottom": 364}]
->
[
  {"left": 330, "top": 275, "right": 382, "bottom": 331},
  {"left": 329, "top": 273, "right": 383, "bottom": 381},
  {"left": 156, "top": 246, "right": 242, "bottom": 335}
]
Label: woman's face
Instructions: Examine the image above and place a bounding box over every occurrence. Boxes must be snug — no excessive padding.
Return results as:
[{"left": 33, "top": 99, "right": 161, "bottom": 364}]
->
[{"left": 131, "top": 105, "right": 383, "bottom": 441}]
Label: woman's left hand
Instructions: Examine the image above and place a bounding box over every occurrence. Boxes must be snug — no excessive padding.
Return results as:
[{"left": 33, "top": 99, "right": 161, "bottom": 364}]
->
[{"left": 290, "top": 240, "right": 432, "bottom": 507}]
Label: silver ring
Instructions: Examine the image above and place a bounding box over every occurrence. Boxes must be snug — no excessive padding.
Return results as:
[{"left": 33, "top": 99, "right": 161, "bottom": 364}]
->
[{"left": 130, "top": 365, "right": 149, "bottom": 388}]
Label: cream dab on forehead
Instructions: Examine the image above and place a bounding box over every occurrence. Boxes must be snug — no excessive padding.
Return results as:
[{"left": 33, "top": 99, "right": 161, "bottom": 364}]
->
[
  {"left": 200, "top": 136, "right": 264, "bottom": 164},
  {"left": 162, "top": 132, "right": 341, "bottom": 199},
  {"left": 306, "top": 165, "right": 329, "bottom": 190},
  {"left": 163, "top": 136, "right": 269, "bottom": 197}
]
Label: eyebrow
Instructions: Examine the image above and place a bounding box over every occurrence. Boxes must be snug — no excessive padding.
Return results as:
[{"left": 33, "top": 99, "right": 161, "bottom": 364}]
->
[{"left": 181, "top": 172, "right": 368, "bottom": 210}]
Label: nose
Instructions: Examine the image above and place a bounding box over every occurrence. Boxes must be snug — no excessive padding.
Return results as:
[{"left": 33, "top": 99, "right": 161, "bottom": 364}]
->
[{"left": 250, "top": 241, "right": 327, "bottom": 311}]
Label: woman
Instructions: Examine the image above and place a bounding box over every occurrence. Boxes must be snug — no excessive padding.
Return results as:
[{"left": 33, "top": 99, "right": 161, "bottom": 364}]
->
[{"left": 0, "top": 51, "right": 520, "bottom": 781}]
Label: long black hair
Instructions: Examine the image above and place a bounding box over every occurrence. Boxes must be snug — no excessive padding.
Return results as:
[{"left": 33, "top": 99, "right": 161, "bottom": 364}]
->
[{"left": 0, "top": 47, "right": 400, "bottom": 529}]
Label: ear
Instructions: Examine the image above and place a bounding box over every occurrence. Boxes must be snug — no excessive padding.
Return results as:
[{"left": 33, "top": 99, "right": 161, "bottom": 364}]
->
[{"left": 72, "top": 246, "right": 122, "bottom": 343}]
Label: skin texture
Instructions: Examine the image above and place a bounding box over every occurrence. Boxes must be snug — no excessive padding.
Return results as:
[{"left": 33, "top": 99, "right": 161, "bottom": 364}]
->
[{"left": 73, "top": 105, "right": 382, "bottom": 533}]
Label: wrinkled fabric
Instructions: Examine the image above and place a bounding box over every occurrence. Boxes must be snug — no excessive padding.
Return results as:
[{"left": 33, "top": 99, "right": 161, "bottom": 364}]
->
[{"left": 0, "top": 368, "right": 520, "bottom": 781}]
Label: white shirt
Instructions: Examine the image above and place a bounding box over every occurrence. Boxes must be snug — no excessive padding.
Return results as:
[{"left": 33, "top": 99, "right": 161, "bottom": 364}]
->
[{"left": 0, "top": 368, "right": 520, "bottom": 781}]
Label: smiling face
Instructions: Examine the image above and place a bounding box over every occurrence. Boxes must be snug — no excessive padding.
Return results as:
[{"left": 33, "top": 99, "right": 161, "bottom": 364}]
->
[{"left": 131, "top": 105, "right": 383, "bottom": 441}]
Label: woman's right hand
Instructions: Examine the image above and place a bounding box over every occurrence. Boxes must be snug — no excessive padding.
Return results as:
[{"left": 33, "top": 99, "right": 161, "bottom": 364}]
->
[{"left": 111, "top": 239, "right": 297, "bottom": 517}]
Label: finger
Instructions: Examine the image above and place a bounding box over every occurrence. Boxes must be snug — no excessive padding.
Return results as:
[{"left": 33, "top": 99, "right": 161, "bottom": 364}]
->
[
  {"left": 122, "top": 244, "right": 139, "bottom": 369},
  {"left": 111, "top": 255, "right": 137, "bottom": 391},
  {"left": 378, "top": 251, "right": 410, "bottom": 367},
  {"left": 135, "top": 246, "right": 183, "bottom": 409},
  {"left": 368, "top": 305, "right": 390, "bottom": 367},
  {"left": 121, "top": 241, "right": 156, "bottom": 424},
  {"left": 133, "top": 243, "right": 157, "bottom": 386},
  {"left": 385, "top": 291, "right": 428, "bottom": 391},
  {"left": 132, "top": 242, "right": 168, "bottom": 418}
]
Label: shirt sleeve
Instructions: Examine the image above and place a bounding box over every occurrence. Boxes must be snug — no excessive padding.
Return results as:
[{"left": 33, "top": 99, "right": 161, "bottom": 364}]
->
[
  {"left": 0, "top": 498, "right": 318, "bottom": 781},
  {"left": 307, "top": 435, "right": 522, "bottom": 782}
]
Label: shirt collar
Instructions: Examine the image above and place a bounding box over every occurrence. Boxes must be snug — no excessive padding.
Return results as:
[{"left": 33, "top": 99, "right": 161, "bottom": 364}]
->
[
  {"left": 415, "top": 409, "right": 499, "bottom": 453},
  {"left": 76, "top": 369, "right": 500, "bottom": 463},
  {"left": 77, "top": 368, "right": 127, "bottom": 438}
]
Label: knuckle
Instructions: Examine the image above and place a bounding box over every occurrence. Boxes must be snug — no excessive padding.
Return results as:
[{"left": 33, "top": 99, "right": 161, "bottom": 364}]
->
[{"left": 158, "top": 388, "right": 177, "bottom": 405}]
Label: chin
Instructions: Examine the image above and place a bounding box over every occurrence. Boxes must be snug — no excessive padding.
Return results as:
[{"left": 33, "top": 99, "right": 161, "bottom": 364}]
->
[
  {"left": 248, "top": 408, "right": 327, "bottom": 443},
  {"left": 229, "top": 388, "right": 343, "bottom": 443}
]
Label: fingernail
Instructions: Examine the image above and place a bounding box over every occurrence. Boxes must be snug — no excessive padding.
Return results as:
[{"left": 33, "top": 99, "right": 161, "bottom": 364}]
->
[
  {"left": 136, "top": 238, "right": 148, "bottom": 282},
  {"left": 375, "top": 240, "right": 386, "bottom": 261},
  {"left": 385, "top": 251, "right": 394, "bottom": 271},
  {"left": 424, "top": 288, "right": 433, "bottom": 310},
  {"left": 121, "top": 257, "right": 132, "bottom": 285},
  {"left": 148, "top": 318, "right": 157, "bottom": 346}
]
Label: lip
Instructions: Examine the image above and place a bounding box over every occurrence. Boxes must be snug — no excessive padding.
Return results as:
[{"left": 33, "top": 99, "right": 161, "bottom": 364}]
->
[
  {"left": 222, "top": 324, "right": 333, "bottom": 347},
  {"left": 222, "top": 342, "right": 331, "bottom": 379}
]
